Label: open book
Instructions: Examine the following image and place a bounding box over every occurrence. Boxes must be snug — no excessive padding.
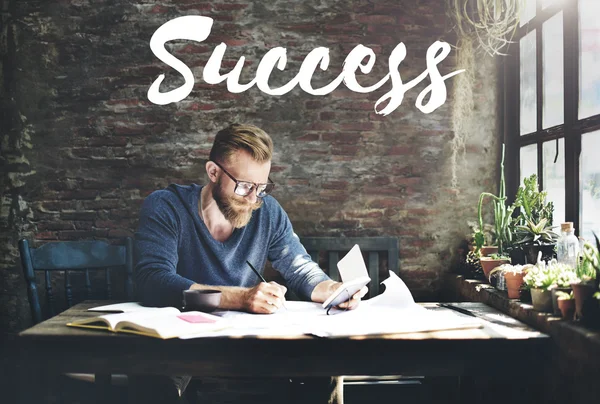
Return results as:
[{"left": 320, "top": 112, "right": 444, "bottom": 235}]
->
[{"left": 67, "top": 306, "right": 228, "bottom": 339}]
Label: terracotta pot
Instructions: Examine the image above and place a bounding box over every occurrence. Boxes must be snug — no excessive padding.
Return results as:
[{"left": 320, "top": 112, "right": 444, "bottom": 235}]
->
[
  {"left": 480, "top": 258, "right": 510, "bottom": 282},
  {"left": 571, "top": 282, "right": 596, "bottom": 321},
  {"left": 504, "top": 272, "right": 526, "bottom": 299},
  {"left": 551, "top": 287, "right": 571, "bottom": 316},
  {"left": 557, "top": 298, "right": 575, "bottom": 320},
  {"left": 480, "top": 246, "right": 499, "bottom": 257},
  {"left": 531, "top": 288, "right": 553, "bottom": 312}
]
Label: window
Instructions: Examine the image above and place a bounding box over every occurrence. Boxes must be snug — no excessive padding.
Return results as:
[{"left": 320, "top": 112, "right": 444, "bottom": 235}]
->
[{"left": 509, "top": 0, "right": 600, "bottom": 240}]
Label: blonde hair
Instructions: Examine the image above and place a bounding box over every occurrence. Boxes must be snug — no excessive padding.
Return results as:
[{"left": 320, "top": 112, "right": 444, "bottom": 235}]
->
[{"left": 209, "top": 124, "right": 273, "bottom": 164}]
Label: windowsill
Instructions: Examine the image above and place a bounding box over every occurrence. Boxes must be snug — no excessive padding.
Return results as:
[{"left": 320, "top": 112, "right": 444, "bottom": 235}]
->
[{"left": 442, "top": 274, "right": 600, "bottom": 366}]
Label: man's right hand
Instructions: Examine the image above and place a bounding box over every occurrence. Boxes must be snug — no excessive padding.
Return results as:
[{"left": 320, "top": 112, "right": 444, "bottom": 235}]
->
[{"left": 243, "top": 281, "right": 287, "bottom": 314}]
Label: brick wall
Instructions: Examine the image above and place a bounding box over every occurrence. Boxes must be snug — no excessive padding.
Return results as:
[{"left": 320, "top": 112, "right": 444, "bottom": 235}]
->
[{"left": 0, "top": 0, "right": 500, "bottom": 333}]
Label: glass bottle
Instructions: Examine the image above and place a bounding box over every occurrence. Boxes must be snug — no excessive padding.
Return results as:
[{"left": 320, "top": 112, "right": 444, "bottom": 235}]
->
[{"left": 556, "top": 222, "right": 579, "bottom": 269}]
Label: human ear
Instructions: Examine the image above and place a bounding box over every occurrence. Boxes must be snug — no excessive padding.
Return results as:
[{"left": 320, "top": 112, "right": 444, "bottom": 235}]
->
[{"left": 205, "top": 161, "right": 219, "bottom": 182}]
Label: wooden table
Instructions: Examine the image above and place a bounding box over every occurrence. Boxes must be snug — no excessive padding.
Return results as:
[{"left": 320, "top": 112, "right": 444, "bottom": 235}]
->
[{"left": 18, "top": 301, "right": 549, "bottom": 379}]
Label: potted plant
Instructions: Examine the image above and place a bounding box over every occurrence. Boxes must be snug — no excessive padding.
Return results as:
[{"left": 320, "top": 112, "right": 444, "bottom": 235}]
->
[
  {"left": 523, "top": 258, "right": 557, "bottom": 312},
  {"left": 555, "top": 291, "right": 576, "bottom": 321},
  {"left": 468, "top": 221, "right": 497, "bottom": 257},
  {"left": 571, "top": 237, "right": 600, "bottom": 325},
  {"left": 549, "top": 263, "right": 578, "bottom": 316},
  {"left": 512, "top": 174, "right": 557, "bottom": 265},
  {"left": 514, "top": 218, "right": 559, "bottom": 264},
  {"left": 489, "top": 264, "right": 532, "bottom": 299},
  {"left": 480, "top": 253, "right": 511, "bottom": 281},
  {"left": 474, "top": 144, "right": 514, "bottom": 280}
]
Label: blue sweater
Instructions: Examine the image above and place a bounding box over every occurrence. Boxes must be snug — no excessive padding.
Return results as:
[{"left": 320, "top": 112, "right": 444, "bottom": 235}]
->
[{"left": 134, "top": 184, "right": 330, "bottom": 307}]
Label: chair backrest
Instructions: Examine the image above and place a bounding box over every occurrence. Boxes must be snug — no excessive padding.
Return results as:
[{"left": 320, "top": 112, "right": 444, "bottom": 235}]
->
[
  {"left": 18, "top": 238, "right": 134, "bottom": 324},
  {"left": 299, "top": 236, "right": 399, "bottom": 297}
]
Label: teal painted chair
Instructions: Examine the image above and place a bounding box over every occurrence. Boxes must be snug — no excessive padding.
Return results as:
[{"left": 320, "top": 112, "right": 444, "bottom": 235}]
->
[
  {"left": 19, "top": 238, "right": 134, "bottom": 324},
  {"left": 18, "top": 237, "right": 134, "bottom": 403}
]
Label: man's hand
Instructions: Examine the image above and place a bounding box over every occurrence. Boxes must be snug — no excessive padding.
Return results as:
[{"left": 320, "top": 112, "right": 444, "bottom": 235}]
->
[
  {"left": 189, "top": 282, "right": 287, "bottom": 313},
  {"left": 243, "top": 281, "right": 288, "bottom": 314},
  {"left": 311, "top": 280, "right": 368, "bottom": 310}
]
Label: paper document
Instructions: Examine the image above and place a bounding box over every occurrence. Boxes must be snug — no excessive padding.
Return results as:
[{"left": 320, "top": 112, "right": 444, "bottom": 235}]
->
[
  {"left": 182, "top": 272, "right": 482, "bottom": 339},
  {"left": 88, "top": 302, "right": 149, "bottom": 313},
  {"left": 309, "top": 272, "right": 483, "bottom": 337},
  {"left": 338, "top": 244, "right": 369, "bottom": 282},
  {"left": 322, "top": 244, "right": 371, "bottom": 309}
]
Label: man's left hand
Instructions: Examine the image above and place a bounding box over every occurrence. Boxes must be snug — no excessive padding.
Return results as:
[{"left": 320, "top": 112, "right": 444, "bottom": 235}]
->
[{"left": 311, "top": 280, "right": 368, "bottom": 310}]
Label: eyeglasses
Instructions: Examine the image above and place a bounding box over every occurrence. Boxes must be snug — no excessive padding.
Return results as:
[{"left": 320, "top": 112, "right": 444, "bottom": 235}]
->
[{"left": 212, "top": 161, "right": 275, "bottom": 198}]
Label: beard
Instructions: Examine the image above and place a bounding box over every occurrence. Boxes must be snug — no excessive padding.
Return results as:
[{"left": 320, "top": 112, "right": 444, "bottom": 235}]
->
[{"left": 212, "top": 178, "right": 263, "bottom": 229}]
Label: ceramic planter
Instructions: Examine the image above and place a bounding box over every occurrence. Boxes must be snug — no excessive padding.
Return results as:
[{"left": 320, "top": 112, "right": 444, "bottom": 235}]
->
[
  {"left": 530, "top": 288, "right": 553, "bottom": 312},
  {"left": 504, "top": 271, "right": 526, "bottom": 299},
  {"left": 557, "top": 298, "right": 575, "bottom": 320},
  {"left": 571, "top": 282, "right": 596, "bottom": 321},
  {"left": 551, "top": 287, "right": 571, "bottom": 316},
  {"left": 480, "top": 257, "right": 510, "bottom": 282}
]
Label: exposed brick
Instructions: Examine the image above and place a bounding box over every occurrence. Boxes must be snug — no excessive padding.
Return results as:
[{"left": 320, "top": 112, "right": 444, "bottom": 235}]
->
[
  {"left": 36, "top": 222, "right": 74, "bottom": 231},
  {"left": 1, "top": 0, "right": 500, "bottom": 338},
  {"left": 368, "top": 198, "right": 405, "bottom": 209},
  {"left": 305, "top": 101, "right": 323, "bottom": 110},
  {"left": 331, "top": 145, "right": 359, "bottom": 156},
  {"left": 35, "top": 231, "right": 58, "bottom": 240},
  {"left": 356, "top": 15, "right": 396, "bottom": 25},
  {"left": 108, "top": 229, "right": 134, "bottom": 238},
  {"left": 340, "top": 122, "right": 374, "bottom": 131},
  {"left": 322, "top": 133, "right": 362, "bottom": 144},
  {"left": 296, "top": 133, "right": 320, "bottom": 142},
  {"left": 59, "top": 211, "right": 98, "bottom": 221},
  {"left": 319, "top": 111, "right": 335, "bottom": 121},
  {"left": 322, "top": 181, "right": 349, "bottom": 190},
  {"left": 56, "top": 190, "right": 99, "bottom": 200},
  {"left": 213, "top": 3, "right": 248, "bottom": 11},
  {"left": 58, "top": 230, "right": 97, "bottom": 240}
]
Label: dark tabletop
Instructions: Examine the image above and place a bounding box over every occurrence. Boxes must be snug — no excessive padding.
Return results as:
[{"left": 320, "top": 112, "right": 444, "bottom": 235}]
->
[{"left": 18, "top": 301, "right": 549, "bottom": 377}]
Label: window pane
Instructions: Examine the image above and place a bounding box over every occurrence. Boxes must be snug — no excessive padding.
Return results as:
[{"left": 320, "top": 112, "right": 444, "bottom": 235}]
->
[
  {"left": 520, "top": 144, "right": 538, "bottom": 185},
  {"left": 520, "top": 30, "right": 537, "bottom": 135},
  {"left": 579, "top": 0, "right": 600, "bottom": 119},
  {"left": 543, "top": 12, "right": 564, "bottom": 128},
  {"left": 580, "top": 131, "right": 600, "bottom": 241},
  {"left": 520, "top": 0, "right": 536, "bottom": 26},
  {"left": 543, "top": 139, "right": 565, "bottom": 225}
]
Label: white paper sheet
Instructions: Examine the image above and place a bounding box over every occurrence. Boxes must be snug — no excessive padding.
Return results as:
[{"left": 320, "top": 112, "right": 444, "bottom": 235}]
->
[
  {"left": 337, "top": 244, "right": 369, "bottom": 282},
  {"left": 180, "top": 272, "right": 482, "bottom": 339},
  {"left": 88, "top": 302, "right": 147, "bottom": 312}
]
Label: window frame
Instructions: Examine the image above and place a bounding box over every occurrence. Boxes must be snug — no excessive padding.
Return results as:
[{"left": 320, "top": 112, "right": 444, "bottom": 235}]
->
[{"left": 505, "top": 0, "right": 600, "bottom": 236}]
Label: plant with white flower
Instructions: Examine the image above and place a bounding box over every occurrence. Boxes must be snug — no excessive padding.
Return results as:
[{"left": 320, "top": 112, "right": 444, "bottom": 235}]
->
[
  {"left": 552, "top": 263, "right": 579, "bottom": 288},
  {"left": 523, "top": 258, "right": 559, "bottom": 290}
]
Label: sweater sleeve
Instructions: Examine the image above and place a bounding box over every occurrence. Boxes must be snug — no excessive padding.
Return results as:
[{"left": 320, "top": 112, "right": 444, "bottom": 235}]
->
[
  {"left": 267, "top": 200, "right": 330, "bottom": 300},
  {"left": 134, "top": 191, "right": 194, "bottom": 307}
]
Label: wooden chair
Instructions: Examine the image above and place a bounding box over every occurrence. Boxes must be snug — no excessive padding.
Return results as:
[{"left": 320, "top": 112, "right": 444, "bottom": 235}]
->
[
  {"left": 18, "top": 237, "right": 134, "bottom": 403},
  {"left": 19, "top": 237, "right": 134, "bottom": 324},
  {"left": 298, "top": 236, "right": 425, "bottom": 395},
  {"left": 299, "top": 236, "right": 400, "bottom": 298}
]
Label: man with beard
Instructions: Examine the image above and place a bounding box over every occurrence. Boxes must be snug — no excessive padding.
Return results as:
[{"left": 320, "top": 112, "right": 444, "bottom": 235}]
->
[{"left": 133, "top": 123, "right": 365, "bottom": 404}]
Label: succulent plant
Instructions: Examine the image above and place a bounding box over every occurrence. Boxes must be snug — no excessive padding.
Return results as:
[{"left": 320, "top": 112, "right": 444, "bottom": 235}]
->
[{"left": 514, "top": 218, "right": 559, "bottom": 246}]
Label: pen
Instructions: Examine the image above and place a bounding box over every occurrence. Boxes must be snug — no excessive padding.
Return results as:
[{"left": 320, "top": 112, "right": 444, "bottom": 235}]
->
[
  {"left": 436, "top": 303, "right": 477, "bottom": 318},
  {"left": 246, "top": 260, "right": 287, "bottom": 310}
]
